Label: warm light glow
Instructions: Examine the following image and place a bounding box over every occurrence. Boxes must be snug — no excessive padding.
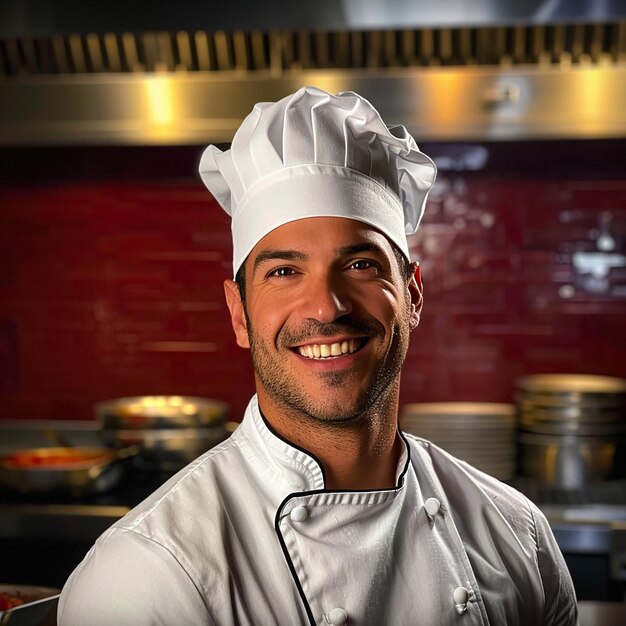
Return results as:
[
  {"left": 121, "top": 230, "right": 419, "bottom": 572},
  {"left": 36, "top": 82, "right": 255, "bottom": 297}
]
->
[
  {"left": 575, "top": 69, "right": 607, "bottom": 127},
  {"left": 146, "top": 77, "right": 173, "bottom": 126}
]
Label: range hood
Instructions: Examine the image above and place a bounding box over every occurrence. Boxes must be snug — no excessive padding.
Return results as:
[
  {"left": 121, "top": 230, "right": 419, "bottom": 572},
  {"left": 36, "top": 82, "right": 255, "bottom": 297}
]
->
[{"left": 1, "top": 0, "right": 625, "bottom": 145}]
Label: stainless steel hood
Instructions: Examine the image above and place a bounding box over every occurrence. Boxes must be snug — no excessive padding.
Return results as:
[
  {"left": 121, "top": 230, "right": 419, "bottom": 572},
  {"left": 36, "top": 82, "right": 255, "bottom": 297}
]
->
[
  {"left": 1, "top": 1, "right": 625, "bottom": 145},
  {"left": 2, "top": 67, "right": 625, "bottom": 145}
]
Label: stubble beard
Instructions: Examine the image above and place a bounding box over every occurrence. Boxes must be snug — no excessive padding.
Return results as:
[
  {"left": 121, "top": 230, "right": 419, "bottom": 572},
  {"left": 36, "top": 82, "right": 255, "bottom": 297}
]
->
[{"left": 246, "top": 313, "right": 410, "bottom": 427}]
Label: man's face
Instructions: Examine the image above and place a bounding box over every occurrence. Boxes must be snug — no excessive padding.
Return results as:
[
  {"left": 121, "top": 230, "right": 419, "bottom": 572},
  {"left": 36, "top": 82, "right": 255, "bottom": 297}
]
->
[{"left": 224, "top": 217, "right": 422, "bottom": 425}]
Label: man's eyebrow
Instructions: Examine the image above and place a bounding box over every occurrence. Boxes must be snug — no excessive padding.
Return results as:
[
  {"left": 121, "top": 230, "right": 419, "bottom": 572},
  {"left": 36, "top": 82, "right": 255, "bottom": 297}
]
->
[
  {"left": 252, "top": 249, "right": 308, "bottom": 272},
  {"left": 336, "top": 242, "right": 386, "bottom": 256}
]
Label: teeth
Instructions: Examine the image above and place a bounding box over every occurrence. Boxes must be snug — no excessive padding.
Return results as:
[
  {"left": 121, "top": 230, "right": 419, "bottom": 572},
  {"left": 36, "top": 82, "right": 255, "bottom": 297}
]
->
[{"left": 297, "top": 339, "right": 361, "bottom": 359}]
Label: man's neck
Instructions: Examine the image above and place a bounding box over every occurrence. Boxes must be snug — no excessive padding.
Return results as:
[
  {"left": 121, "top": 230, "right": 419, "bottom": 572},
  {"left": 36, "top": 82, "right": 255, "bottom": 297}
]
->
[{"left": 257, "top": 393, "right": 402, "bottom": 491}]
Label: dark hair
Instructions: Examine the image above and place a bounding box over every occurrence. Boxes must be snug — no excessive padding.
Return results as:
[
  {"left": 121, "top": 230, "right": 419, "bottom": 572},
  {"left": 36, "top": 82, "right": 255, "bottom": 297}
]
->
[
  {"left": 235, "top": 263, "right": 247, "bottom": 307},
  {"left": 234, "top": 245, "right": 413, "bottom": 305}
]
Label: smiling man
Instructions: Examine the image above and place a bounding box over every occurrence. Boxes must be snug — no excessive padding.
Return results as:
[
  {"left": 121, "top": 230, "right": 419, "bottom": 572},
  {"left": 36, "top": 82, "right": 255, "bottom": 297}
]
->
[
  {"left": 58, "top": 87, "right": 577, "bottom": 625},
  {"left": 224, "top": 216, "right": 418, "bottom": 491}
]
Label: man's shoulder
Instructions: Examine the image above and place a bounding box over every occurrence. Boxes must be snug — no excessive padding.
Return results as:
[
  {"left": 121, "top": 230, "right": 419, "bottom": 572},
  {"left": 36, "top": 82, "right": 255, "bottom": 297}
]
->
[
  {"left": 404, "top": 433, "right": 536, "bottom": 531},
  {"left": 114, "top": 429, "right": 249, "bottom": 534}
]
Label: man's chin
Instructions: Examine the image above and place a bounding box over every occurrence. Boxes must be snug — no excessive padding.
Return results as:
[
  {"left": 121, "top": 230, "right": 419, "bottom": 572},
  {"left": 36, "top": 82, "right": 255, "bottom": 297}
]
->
[{"left": 286, "top": 393, "right": 376, "bottom": 426}]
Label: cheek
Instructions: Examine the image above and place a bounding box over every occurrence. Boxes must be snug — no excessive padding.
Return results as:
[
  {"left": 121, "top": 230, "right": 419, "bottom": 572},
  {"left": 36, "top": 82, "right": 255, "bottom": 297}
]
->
[{"left": 248, "top": 299, "right": 289, "bottom": 340}]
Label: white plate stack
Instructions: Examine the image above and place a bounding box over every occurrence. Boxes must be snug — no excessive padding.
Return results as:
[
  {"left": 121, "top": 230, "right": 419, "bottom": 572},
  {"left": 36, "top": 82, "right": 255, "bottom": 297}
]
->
[{"left": 400, "top": 402, "right": 516, "bottom": 481}]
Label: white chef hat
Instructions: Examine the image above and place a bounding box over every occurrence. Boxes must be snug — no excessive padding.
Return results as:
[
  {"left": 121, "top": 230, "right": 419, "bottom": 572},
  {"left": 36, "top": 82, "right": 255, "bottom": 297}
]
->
[{"left": 199, "top": 86, "right": 437, "bottom": 277}]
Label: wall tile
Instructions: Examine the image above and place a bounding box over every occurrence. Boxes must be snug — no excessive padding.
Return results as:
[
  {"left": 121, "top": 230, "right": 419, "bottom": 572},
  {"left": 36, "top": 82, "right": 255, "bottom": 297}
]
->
[{"left": 1, "top": 143, "right": 625, "bottom": 421}]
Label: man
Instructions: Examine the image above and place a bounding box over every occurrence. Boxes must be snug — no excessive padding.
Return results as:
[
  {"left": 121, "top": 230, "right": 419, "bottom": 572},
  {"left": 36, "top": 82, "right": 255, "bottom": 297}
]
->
[{"left": 58, "top": 86, "right": 578, "bottom": 625}]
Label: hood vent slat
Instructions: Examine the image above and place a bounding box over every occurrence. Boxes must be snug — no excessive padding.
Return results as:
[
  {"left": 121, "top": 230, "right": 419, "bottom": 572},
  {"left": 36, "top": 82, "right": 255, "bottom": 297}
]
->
[{"left": 1, "top": 22, "right": 624, "bottom": 76}]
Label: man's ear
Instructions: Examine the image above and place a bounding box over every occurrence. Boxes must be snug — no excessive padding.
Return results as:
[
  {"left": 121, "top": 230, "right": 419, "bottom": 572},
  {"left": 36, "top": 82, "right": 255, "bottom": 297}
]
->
[
  {"left": 408, "top": 262, "right": 423, "bottom": 331},
  {"left": 223, "top": 279, "right": 250, "bottom": 349}
]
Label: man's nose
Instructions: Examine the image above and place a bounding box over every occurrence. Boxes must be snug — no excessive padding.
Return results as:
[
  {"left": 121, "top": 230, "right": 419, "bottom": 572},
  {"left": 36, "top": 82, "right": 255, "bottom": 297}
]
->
[{"left": 300, "top": 273, "right": 352, "bottom": 323}]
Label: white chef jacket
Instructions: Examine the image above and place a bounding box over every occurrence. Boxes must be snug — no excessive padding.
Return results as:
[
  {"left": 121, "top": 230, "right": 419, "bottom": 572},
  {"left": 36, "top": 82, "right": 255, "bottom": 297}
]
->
[{"left": 59, "top": 395, "right": 578, "bottom": 626}]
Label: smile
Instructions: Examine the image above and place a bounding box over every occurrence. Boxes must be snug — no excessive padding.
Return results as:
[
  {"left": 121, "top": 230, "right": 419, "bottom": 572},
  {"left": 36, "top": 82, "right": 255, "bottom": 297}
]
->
[{"left": 296, "top": 338, "right": 364, "bottom": 360}]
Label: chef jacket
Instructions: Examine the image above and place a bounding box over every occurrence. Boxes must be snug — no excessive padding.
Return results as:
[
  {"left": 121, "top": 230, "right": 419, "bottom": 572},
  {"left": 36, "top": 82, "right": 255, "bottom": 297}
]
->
[{"left": 58, "top": 395, "right": 578, "bottom": 626}]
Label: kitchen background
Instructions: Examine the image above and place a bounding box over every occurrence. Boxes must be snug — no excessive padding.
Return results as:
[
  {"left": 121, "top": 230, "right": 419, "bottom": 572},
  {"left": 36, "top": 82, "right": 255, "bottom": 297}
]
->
[
  {"left": 1, "top": 0, "right": 626, "bottom": 618},
  {"left": 1, "top": 140, "right": 625, "bottom": 422}
]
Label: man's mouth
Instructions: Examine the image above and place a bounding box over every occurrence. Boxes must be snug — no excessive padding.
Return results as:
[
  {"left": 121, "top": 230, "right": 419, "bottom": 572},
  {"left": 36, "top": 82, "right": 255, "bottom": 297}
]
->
[{"left": 296, "top": 338, "right": 365, "bottom": 360}]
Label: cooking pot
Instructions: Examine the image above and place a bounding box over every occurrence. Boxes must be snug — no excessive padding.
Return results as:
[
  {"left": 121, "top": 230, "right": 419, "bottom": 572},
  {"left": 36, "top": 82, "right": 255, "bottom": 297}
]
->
[
  {"left": 101, "top": 425, "right": 234, "bottom": 471},
  {"left": 516, "top": 374, "right": 626, "bottom": 404},
  {"left": 518, "top": 432, "right": 626, "bottom": 489},
  {"left": 0, "top": 446, "right": 136, "bottom": 495},
  {"left": 94, "top": 395, "right": 229, "bottom": 429}
]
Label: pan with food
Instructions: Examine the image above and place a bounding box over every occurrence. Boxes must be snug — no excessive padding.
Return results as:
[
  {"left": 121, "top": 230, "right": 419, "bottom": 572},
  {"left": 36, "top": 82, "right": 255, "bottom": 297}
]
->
[
  {"left": 0, "top": 446, "right": 137, "bottom": 496},
  {"left": 0, "top": 584, "right": 60, "bottom": 625}
]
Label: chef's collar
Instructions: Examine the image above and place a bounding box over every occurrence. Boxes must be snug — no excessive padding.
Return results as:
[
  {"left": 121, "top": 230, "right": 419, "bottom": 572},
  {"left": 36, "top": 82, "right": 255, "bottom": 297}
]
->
[{"left": 241, "top": 394, "right": 409, "bottom": 493}]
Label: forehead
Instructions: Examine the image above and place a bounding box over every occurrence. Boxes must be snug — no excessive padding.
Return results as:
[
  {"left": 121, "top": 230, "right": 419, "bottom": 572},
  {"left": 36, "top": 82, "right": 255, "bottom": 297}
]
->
[{"left": 247, "top": 216, "right": 395, "bottom": 262}]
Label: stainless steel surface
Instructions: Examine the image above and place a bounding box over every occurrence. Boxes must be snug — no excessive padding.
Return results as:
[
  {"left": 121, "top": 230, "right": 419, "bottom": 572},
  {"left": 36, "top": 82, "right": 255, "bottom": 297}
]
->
[
  {"left": 517, "top": 374, "right": 626, "bottom": 397},
  {"left": 0, "top": 65, "right": 624, "bottom": 145},
  {"left": 518, "top": 432, "right": 623, "bottom": 488},
  {"left": 516, "top": 374, "right": 626, "bottom": 487},
  {"left": 1, "top": 3, "right": 624, "bottom": 145},
  {"left": 518, "top": 417, "right": 626, "bottom": 436},
  {"left": 101, "top": 425, "right": 231, "bottom": 470}
]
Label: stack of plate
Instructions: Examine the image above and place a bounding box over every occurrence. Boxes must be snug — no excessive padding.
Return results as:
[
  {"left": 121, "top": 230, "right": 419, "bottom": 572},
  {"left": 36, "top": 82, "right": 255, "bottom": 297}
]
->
[
  {"left": 400, "top": 402, "right": 516, "bottom": 481},
  {"left": 515, "top": 374, "right": 626, "bottom": 488}
]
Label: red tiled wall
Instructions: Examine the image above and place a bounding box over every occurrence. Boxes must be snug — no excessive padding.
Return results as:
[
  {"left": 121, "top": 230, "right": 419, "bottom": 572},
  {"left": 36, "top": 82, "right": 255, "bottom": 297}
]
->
[{"left": 0, "top": 143, "right": 625, "bottom": 421}]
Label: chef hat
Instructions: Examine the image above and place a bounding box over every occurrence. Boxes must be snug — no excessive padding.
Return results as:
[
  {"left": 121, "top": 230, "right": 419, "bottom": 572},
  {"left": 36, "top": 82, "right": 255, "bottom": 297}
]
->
[{"left": 199, "top": 86, "right": 437, "bottom": 277}]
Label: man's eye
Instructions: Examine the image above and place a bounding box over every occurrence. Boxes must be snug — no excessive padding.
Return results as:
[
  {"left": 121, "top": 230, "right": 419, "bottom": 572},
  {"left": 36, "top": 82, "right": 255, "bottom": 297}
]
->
[
  {"left": 268, "top": 267, "right": 296, "bottom": 278},
  {"left": 350, "top": 259, "right": 375, "bottom": 271}
]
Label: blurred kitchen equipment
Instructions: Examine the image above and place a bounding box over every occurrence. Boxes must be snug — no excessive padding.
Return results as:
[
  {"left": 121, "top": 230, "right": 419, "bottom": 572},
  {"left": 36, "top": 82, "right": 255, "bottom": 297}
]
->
[
  {"left": 0, "top": 446, "right": 135, "bottom": 495},
  {"left": 95, "top": 395, "right": 228, "bottom": 429},
  {"left": 95, "top": 395, "right": 232, "bottom": 471},
  {"left": 0, "top": 584, "right": 59, "bottom": 625},
  {"left": 400, "top": 402, "right": 516, "bottom": 481},
  {"left": 101, "top": 427, "right": 231, "bottom": 471},
  {"left": 515, "top": 374, "right": 626, "bottom": 488}
]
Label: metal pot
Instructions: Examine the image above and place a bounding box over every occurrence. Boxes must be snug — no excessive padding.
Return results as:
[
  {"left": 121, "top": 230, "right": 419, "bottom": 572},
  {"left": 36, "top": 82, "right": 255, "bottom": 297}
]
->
[
  {"left": 101, "top": 425, "right": 235, "bottom": 471},
  {"left": 94, "top": 395, "right": 229, "bottom": 430},
  {"left": 0, "top": 446, "right": 136, "bottom": 495},
  {"left": 516, "top": 374, "right": 626, "bottom": 405},
  {"left": 515, "top": 373, "right": 626, "bottom": 487},
  {"left": 517, "top": 432, "right": 626, "bottom": 489}
]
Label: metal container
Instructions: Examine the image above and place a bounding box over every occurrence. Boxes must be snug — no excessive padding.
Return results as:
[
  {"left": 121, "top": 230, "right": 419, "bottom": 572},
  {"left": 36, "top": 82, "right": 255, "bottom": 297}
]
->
[
  {"left": 515, "top": 374, "right": 626, "bottom": 487},
  {"left": 101, "top": 425, "right": 234, "bottom": 471},
  {"left": 95, "top": 395, "right": 233, "bottom": 470},
  {"left": 518, "top": 432, "right": 625, "bottom": 489},
  {"left": 94, "top": 395, "right": 229, "bottom": 430},
  {"left": 516, "top": 374, "right": 626, "bottom": 406}
]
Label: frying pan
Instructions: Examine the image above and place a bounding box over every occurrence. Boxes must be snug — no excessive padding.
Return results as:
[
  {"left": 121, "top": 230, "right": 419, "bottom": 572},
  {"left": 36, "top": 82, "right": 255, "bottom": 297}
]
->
[{"left": 0, "top": 446, "right": 137, "bottom": 496}]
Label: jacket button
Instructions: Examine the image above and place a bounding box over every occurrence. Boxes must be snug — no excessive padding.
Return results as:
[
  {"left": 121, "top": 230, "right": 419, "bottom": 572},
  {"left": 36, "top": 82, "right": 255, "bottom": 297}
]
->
[
  {"left": 424, "top": 497, "right": 441, "bottom": 517},
  {"left": 453, "top": 586, "right": 469, "bottom": 614},
  {"left": 290, "top": 506, "right": 308, "bottom": 522},
  {"left": 327, "top": 607, "right": 348, "bottom": 624}
]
